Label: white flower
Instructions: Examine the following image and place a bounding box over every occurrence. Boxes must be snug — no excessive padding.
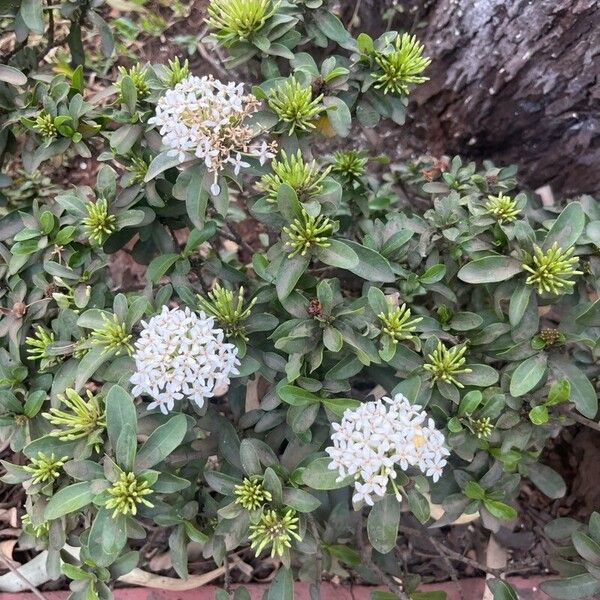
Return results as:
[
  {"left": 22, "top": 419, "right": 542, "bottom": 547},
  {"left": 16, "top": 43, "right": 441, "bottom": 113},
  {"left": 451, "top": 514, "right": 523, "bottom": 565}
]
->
[
  {"left": 149, "top": 74, "right": 277, "bottom": 195},
  {"left": 130, "top": 306, "right": 239, "bottom": 413},
  {"left": 325, "top": 392, "right": 449, "bottom": 508}
]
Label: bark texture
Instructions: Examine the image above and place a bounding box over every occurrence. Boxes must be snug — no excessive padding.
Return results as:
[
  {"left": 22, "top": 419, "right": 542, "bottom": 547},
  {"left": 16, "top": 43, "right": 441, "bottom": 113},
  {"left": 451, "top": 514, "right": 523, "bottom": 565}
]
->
[{"left": 356, "top": 0, "right": 600, "bottom": 197}]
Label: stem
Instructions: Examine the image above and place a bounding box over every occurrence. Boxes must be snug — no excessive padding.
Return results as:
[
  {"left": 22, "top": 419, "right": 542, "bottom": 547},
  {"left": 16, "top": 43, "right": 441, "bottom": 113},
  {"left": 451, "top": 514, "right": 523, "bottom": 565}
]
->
[
  {"left": 357, "top": 515, "right": 409, "bottom": 600},
  {"left": 564, "top": 409, "right": 600, "bottom": 432},
  {"left": 307, "top": 514, "right": 322, "bottom": 599}
]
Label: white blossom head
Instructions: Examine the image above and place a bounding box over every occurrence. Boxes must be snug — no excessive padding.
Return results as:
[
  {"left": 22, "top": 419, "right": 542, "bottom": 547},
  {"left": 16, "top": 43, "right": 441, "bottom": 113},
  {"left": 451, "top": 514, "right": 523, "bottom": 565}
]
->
[
  {"left": 148, "top": 74, "right": 277, "bottom": 195},
  {"left": 325, "top": 392, "right": 449, "bottom": 507},
  {"left": 130, "top": 305, "right": 239, "bottom": 414}
]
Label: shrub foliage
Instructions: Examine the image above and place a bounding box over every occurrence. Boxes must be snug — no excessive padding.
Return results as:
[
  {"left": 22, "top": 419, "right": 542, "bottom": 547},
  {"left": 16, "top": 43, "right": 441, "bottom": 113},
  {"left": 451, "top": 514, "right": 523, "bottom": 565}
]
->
[{"left": 1, "top": 1, "right": 600, "bottom": 599}]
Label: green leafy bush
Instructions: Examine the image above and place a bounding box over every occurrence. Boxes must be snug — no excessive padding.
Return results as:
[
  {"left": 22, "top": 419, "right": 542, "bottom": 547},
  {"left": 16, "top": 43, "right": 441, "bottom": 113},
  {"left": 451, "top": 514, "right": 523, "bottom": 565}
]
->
[{"left": 1, "top": 2, "right": 599, "bottom": 599}]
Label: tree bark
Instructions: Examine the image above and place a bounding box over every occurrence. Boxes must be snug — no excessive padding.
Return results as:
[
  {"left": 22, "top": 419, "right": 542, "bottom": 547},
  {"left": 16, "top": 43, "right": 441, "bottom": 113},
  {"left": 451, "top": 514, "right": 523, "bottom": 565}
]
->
[{"left": 357, "top": 0, "right": 600, "bottom": 197}]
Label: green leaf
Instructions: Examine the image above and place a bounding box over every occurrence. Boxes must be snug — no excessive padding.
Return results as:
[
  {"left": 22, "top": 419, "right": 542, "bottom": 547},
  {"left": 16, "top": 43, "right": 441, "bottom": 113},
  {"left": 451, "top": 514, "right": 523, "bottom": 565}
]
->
[
  {"left": 550, "top": 356, "right": 597, "bottom": 419},
  {"left": 45, "top": 482, "right": 93, "bottom": 520},
  {"left": 406, "top": 488, "right": 430, "bottom": 524},
  {"left": 527, "top": 464, "right": 566, "bottom": 499},
  {"left": 458, "top": 390, "right": 482, "bottom": 417},
  {"left": 277, "top": 385, "right": 320, "bottom": 406},
  {"left": 323, "top": 326, "right": 343, "bottom": 352},
  {"left": 88, "top": 509, "right": 127, "bottom": 567},
  {"left": 239, "top": 439, "right": 262, "bottom": 476},
  {"left": 540, "top": 574, "right": 600, "bottom": 600},
  {"left": 106, "top": 385, "right": 137, "bottom": 450},
  {"left": 116, "top": 424, "right": 137, "bottom": 471},
  {"left": 509, "top": 354, "right": 547, "bottom": 397},
  {"left": 464, "top": 481, "right": 486, "bottom": 500},
  {"left": 282, "top": 487, "right": 321, "bottom": 512},
  {"left": 316, "top": 240, "right": 359, "bottom": 269},
  {"left": 528, "top": 405, "right": 549, "bottom": 425},
  {"left": 276, "top": 254, "right": 310, "bottom": 300},
  {"left": 315, "top": 11, "right": 353, "bottom": 45},
  {"left": 266, "top": 567, "right": 293, "bottom": 600},
  {"left": 483, "top": 499, "right": 517, "bottom": 520},
  {"left": 456, "top": 364, "right": 499, "bottom": 387},
  {"left": 75, "top": 346, "right": 114, "bottom": 390},
  {"left": 367, "top": 495, "right": 400, "bottom": 554},
  {"left": 572, "top": 532, "right": 600, "bottom": 565},
  {"left": 0, "top": 65, "right": 27, "bottom": 86},
  {"left": 487, "top": 578, "right": 518, "bottom": 600},
  {"left": 509, "top": 285, "right": 531, "bottom": 327},
  {"left": 322, "top": 397, "right": 361, "bottom": 417},
  {"left": 185, "top": 170, "right": 209, "bottom": 229},
  {"left": 301, "top": 457, "right": 352, "bottom": 490},
  {"left": 342, "top": 240, "right": 395, "bottom": 282},
  {"left": 420, "top": 264, "right": 446, "bottom": 285},
  {"left": 147, "top": 254, "right": 180, "bottom": 283},
  {"left": 543, "top": 202, "right": 585, "bottom": 252},
  {"left": 277, "top": 184, "right": 302, "bottom": 221},
  {"left": 134, "top": 414, "right": 187, "bottom": 470},
  {"left": 144, "top": 151, "right": 182, "bottom": 182},
  {"left": 457, "top": 256, "right": 522, "bottom": 283},
  {"left": 21, "top": 0, "right": 44, "bottom": 33}
]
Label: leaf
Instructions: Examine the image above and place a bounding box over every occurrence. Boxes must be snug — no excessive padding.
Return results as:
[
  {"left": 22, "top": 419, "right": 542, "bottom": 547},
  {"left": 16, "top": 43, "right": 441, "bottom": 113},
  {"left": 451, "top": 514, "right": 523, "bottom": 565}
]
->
[
  {"left": 20, "top": 0, "right": 44, "bottom": 33},
  {"left": 322, "top": 397, "right": 361, "bottom": 417},
  {"left": 457, "top": 256, "right": 522, "bottom": 283},
  {"left": 277, "top": 385, "right": 319, "bottom": 406},
  {"left": 483, "top": 499, "right": 517, "bottom": 520},
  {"left": 572, "top": 532, "right": 600, "bottom": 565},
  {"left": 276, "top": 254, "right": 310, "bottom": 300},
  {"left": 282, "top": 487, "right": 321, "bottom": 512},
  {"left": 550, "top": 356, "right": 598, "bottom": 419},
  {"left": 487, "top": 578, "right": 518, "bottom": 600},
  {"left": 316, "top": 240, "right": 359, "bottom": 269},
  {"left": 239, "top": 439, "right": 262, "bottom": 476},
  {"left": 529, "top": 405, "right": 549, "bottom": 425},
  {"left": 543, "top": 202, "right": 585, "bottom": 252},
  {"left": 509, "top": 285, "right": 531, "bottom": 327},
  {"left": 88, "top": 509, "right": 127, "bottom": 567},
  {"left": 301, "top": 457, "right": 352, "bottom": 490},
  {"left": 266, "top": 567, "right": 293, "bottom": 600},
  {"left": 45, "top": 482, "right": 93, "bottom": 520},
  {"left": 527, "top": 464, "right": 566, "bottom": 499},
  {"left": 509, "top": 354, "right": 547, "bottom": 397},
  {"left": 134, "top": 414, "right": 188, "bottom": 470},
  {"left": 406, "top": 488, "right": 430, "bottom": 524},
  {"left": 144, "top": 151, "right": 182, "bottom": 182},
  {"left": 540, "top": 574, "right": 600, "bottom": 600},
  {"left": 186, "top": 170, "right": 209, "bottom": 229},
  {"left": 147, "top": 254, "right": 180, "bottom": 283},
  {"left": 315, "top": 11, "right": 353, "bottom": 46},
  {"left": 0, "top": 65, "right": 27, "bottom": 86},
  {"left": 367, "top": 495, "right": 400, "bottom": 554},
  {"left": 106, "top": 385, "right": 137, "bottom": 449},
  {"left": 75, "top": 346, "right": 113, "bottom": 389},
  {"left": 456, "top": 364, "right": 499, "bottom": 387},
  {"left": 342, "top": 240, "right": 395, "bottom": 282}
]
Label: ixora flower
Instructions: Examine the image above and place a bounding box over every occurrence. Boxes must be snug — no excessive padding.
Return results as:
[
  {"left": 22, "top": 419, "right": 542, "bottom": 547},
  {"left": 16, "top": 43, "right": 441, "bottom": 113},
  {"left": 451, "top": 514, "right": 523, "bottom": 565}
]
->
[
  {"left": 206, "top": 0, "right": 281, "bottom": 43},
  {"left": 148, "top": 75, "right": 277, "bottom": 195},
  {"left": 248, "top": 508, "right": 301, "bottom": 558},
  {"left": 326, "top": 393, "right": 449, "bottom": 507},
  {"left": 130, "top": 306, "right": 240, "bottom": 414},
  {"left": 522, "top": 242, "right": 582, "bottom": 295}
]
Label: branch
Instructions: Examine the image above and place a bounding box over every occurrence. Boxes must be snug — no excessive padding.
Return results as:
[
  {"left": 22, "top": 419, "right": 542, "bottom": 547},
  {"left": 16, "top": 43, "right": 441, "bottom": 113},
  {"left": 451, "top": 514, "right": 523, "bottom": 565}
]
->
[
  {"left": 564, "top": 409, "right": 600, "bottom": 432},
  {"left": 357, "top": 516, "right": 410, "bottom": 600},
  {"left": 307, "top": 514, "right": 322, "bottom": 599},
  {"left": 0, "top": 553, "right": 49, "bottom": 600}
]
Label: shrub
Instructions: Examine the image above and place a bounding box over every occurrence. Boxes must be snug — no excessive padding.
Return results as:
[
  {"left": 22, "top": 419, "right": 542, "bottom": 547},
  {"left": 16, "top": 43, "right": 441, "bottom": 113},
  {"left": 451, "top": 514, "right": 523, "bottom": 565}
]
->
[{"left": 1, "top": 1, "right": 599, "bottom": 599}]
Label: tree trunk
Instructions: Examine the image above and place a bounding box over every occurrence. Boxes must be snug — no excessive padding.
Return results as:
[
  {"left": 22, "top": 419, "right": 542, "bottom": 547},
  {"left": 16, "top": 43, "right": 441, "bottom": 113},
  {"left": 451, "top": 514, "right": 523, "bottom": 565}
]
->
[{"left": 359, "top": 0, "right": 600, "bottom": 197}]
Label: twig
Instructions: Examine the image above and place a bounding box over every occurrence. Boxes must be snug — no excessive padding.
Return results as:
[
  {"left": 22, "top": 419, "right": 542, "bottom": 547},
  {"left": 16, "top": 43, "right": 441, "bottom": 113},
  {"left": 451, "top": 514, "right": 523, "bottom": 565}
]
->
[
  {"left": 564, "top": 409, "right": 600, "bottom": 432},
  {"left": 223, "top": 553, "right": 231, "bottom": 594},
  {"left": 398, "top": 525, "right": 504, "bottom": 577},
  {"left": 222, "top": 223, "right": 255, "bottom": 255},
  {"left": 307, "top": 514, "right": 322, "bottom": 599},
  {"left": 0, "top": 553, "right": 49, "bottom": 600},
  {"left": 357, "top": 516, "right": 409, "bottom": 600}
]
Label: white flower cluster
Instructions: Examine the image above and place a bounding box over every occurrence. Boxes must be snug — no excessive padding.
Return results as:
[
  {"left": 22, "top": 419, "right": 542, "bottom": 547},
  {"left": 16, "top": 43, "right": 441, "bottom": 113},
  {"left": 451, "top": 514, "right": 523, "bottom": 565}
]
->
[
  {"left": 130, "top": 306, "right": 239, "bottom": 414},
  {"left": 148, "top": 75, "right": 276, "bottom": 195},
  {"left": 326, "top": 393, "right": 449, "bottom": 506}
]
